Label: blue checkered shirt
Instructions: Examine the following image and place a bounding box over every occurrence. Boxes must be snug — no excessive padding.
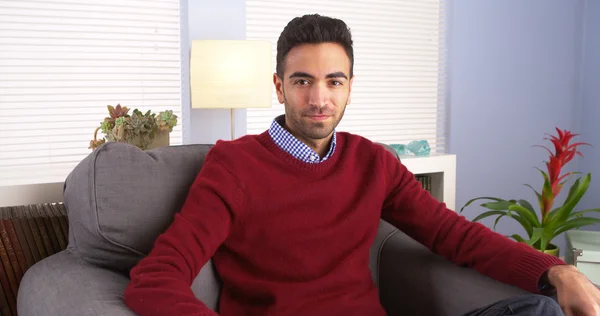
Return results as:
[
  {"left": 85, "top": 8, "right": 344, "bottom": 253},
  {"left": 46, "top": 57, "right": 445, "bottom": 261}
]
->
[{"left": 268, "top": 115, "right": 336, "bottom": 163}]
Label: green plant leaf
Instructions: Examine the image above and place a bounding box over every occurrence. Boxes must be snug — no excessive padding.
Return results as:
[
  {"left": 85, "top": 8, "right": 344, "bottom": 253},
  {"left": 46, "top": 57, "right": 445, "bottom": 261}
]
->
[
  {"left": 546, "top": 206, "right": 562, "bottom": 223},
  {"left": 460, "top": 197, "right": 505, "bottom": 213},
  {"left": 509, "top": 234, "right": 527, "bottom": 243},
  {"left": 508, "top": 204, "right": 540, "bottom": 227},
  {"left": 524, "top": 184, "right": 544, "bottom": 214},
  {"left": 552, "top": 217, "right": 600, "bottom": 238},
  {"left": 536, "top": 168, "right": 554, "bottom": 201},
  {"left": 462, "top": 198, "right": 538, "bottom": 238},
  {"left": 516, "top": 200, "right": 540, "bottom": 224},
  {"left": 570, "top": 208, "right": 600, "bottom": 218},
  {"left": 505, "top": 211, "right": 533, "bottom": 238},
  {"left": 547, "top": 176, "right": 583, "bottom": 224},
  {"left": 527, "top": 227, "right": 544, "bottom": 247},
  {"left": 548, "top": 173, "right": 591, "bottom": 230},
  {"left": 493, "top": 214, "right": 505, "bottom": 230},
  {"left": 538, "top": 227, "right": 555, "bottom": 251},
  {"left": 481, "top": 201, "right": 514, "bottom": 211},
  {"left": 518, "top": 199, "right": 535, "bottom": 213},
  {"left": 471, "top": 210, "right": 507, "bottom": 223},
  {"left": 564, "top": 177, "right": 582, "bottom": 206}
]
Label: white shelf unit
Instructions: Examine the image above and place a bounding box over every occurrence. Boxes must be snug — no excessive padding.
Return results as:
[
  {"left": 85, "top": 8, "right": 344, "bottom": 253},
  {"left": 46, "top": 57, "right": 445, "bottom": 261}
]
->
[
  {"left": 400, "top": 154, "right": 457, "bottom": 211},
  {"left": 0, "top": 182, "right": 64, "bottom": 208}
]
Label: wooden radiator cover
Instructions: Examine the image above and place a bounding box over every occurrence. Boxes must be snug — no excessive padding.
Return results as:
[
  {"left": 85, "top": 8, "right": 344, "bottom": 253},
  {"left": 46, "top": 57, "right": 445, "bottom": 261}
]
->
[{"left": 0, "top": 203, "right": 68, "bottom": 316}]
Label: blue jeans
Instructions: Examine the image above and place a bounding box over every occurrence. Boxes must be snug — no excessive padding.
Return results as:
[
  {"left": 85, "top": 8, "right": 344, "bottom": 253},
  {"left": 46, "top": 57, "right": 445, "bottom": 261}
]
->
[{"left": 462, "top": 294, "right": 563, "bottom": 316}]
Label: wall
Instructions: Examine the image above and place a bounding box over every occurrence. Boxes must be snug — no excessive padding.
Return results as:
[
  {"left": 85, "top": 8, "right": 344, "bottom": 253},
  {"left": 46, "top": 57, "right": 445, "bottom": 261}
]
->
[
  {"left": 185, "top": 0, "right": 247, "bottom": 144},
  {"left": 447, "top": 0, "right": 585, "bottom": 252},
  {"left": 578, "top": 0, "right": 600, "bottom": 218}
]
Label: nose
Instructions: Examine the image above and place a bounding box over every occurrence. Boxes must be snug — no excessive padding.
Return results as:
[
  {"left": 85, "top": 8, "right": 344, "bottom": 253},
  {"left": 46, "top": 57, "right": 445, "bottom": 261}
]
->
[{"left": 308, "top": 82, "right": 329, "bottom": 109}]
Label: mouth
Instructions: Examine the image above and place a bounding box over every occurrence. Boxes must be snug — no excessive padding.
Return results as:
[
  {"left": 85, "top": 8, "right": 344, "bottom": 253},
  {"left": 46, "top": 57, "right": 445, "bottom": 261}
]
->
[{"left": 306, "top": 115, "right": 330, "bottom": 121}]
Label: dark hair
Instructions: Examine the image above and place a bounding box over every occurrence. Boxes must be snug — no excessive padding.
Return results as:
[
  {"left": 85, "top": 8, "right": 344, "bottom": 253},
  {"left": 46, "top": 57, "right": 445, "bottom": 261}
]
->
[{"left": 276, "top": 14, "right": 354, "bottom": 79}]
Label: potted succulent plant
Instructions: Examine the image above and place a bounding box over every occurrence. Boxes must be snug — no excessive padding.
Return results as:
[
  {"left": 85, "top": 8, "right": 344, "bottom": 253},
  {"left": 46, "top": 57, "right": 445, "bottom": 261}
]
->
[
  {"left": 89, "top": 104, "right": 177, "bottom": 150},
  {"left": 460, "top": 128, "right": 599, "bottom": 256}
]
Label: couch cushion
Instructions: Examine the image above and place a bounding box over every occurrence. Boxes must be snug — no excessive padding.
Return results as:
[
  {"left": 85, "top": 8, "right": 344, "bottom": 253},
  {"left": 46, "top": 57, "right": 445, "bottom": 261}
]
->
[
  {"left": 18, "top": 250, "right": 137, "bottom": 316},
  {"left": 19, "top": 249, "right": 222, "bottom": 315},
  {"left": 64, "top": 142, "right": 213, "bottom": 271}
]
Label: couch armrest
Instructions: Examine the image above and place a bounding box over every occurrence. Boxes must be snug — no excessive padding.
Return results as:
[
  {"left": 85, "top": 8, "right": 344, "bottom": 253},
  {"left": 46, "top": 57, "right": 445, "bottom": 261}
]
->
[
  {"left": 378, "top": 227, "right": 528, "bottom": 316},
  {"left": 18, "top": 250, "right": 135, "bottom": 316}
]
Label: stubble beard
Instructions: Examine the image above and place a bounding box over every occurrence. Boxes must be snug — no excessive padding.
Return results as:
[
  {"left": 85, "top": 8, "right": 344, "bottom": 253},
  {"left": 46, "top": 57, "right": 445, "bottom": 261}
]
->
[{"left": 281, "top": 90, "right": 348, "bottom": 141}]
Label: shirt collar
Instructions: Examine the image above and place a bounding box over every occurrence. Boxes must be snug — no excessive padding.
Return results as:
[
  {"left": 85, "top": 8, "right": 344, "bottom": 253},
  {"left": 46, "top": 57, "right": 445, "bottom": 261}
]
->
[{"left": 267, "top": 115, "right": 336, "bottom": 163}]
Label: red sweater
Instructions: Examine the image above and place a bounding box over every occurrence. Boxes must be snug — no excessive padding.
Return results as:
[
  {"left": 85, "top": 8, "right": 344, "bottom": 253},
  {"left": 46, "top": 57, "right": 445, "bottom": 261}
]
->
[{"left": 124, "top": 131, "right": 564, "bottom": 315}]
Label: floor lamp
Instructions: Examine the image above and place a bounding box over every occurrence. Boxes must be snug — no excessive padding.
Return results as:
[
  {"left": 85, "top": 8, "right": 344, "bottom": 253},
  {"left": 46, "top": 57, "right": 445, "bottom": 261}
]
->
[{"left": 190, "top": 40, "right": 273, "bottom": 140}]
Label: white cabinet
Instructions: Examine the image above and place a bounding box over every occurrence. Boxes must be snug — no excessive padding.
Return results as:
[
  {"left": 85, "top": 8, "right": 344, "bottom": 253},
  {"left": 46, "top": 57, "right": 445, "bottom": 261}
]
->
[{"left": 400, "top": 154, "right": 457, "bottom": 211}]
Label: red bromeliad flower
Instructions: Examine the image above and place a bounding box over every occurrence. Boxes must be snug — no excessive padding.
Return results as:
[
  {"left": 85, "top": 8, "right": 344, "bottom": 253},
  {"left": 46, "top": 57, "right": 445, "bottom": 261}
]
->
[
  {"left": 461, "top": 127, "right": 596, "bottom": 252},
  {"left": 535, "top": 128, "right": 590, "bottom": 221}
]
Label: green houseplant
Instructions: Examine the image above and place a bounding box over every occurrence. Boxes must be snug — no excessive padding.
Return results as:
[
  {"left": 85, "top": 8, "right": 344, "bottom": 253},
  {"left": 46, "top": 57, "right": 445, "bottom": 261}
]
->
[
  {"left": 460, "top": 128, "right": 599, "bottom": 256},
  {"left": 89, "top": 104, "right": 177, "bottom": 150}
]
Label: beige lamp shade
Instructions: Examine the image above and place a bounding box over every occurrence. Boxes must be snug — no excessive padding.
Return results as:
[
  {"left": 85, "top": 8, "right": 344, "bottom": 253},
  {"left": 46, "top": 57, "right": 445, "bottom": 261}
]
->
[{"left": 190, "top": 40, "right": 273, "bottom": 109}]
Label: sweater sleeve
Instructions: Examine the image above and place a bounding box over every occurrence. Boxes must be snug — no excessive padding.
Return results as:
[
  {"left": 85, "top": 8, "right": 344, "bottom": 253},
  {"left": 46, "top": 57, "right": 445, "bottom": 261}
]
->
[
  {"left": 124, "top": 148, "right": 244, "bottom": 315},
  {"left": 379, "top": 151, "right": 565, "bottom": 294}
]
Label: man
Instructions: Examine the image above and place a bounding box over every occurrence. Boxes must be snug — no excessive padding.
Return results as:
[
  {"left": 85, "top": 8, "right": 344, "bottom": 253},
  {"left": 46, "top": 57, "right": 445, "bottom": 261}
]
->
[{"left": 124, "top": 14, "right": 600, "bottom": 315}]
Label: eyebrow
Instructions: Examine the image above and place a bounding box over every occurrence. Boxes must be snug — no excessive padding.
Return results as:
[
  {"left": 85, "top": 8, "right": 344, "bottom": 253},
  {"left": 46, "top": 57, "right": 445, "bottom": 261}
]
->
[{"left": 288, "top": 71, "right": 348, "bottom": 80}]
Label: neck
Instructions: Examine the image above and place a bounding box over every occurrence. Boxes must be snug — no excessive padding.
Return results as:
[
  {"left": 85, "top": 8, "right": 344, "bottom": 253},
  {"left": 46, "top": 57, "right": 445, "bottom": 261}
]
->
[{"left": 307, "top": 136, "right": 333, "bottom": 158}]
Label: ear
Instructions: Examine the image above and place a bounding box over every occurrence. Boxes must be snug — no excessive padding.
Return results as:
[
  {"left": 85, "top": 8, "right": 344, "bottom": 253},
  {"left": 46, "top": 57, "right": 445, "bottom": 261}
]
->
[
  {"left": 273, "top": 73, "right": 285, "bottom": 104},
  {"left": 347, "top": 75, "right": 355, "bottom": 105}
]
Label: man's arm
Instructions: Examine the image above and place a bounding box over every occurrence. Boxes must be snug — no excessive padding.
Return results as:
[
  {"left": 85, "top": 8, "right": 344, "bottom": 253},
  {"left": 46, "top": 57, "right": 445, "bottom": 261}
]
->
[
  {"left": 379, "top": 151, "right": 564, "bottom": 294},
  {"left": 124, "top": 149, "right": 244, "bottom": 315}
]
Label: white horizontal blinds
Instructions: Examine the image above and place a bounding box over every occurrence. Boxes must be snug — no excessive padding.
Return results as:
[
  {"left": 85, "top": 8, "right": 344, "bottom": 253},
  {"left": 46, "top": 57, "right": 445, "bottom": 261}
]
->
[
  {"left": 0, "top": 0, "right": 182, "bottom": 186},
  {"left": 245, "top": 0, "right": 446, "bottom": 152}
]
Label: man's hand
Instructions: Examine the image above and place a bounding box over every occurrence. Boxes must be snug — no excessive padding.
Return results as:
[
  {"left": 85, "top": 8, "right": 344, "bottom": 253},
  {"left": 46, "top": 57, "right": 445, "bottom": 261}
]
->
[{"left": 546, "top": 264, "right": 600, "bottom": 316}]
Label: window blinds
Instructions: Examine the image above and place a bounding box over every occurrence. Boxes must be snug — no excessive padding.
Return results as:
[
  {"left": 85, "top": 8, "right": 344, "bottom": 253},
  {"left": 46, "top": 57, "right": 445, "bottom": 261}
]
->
[
  {"left": 0, "top": 0, "right": 183, "bottom": 186},
  {"left": 245, "top": 0, "right": 446, "bottom": 153}
]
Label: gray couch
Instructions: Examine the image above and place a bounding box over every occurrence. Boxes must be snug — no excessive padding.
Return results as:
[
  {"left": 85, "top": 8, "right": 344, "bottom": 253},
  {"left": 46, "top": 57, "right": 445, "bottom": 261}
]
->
[{"left": 17, "top": 142, "right": 527, "bottom": 316}]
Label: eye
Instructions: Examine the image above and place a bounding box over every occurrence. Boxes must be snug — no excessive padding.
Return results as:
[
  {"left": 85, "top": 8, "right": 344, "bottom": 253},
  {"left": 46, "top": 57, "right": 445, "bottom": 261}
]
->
[
  {"left": 294, "top": 79, "right": 310, "bottom": 85},
  {"left": 330, "top": 80, "right": 343, "bottom": 86}
]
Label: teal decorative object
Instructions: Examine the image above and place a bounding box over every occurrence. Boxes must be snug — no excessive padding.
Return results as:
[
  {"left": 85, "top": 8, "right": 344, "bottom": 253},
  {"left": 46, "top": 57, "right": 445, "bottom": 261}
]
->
[
  {"left": 390, "top": 144, "right": 410, "bottom": 156},
  {"left": 407, "top": 140, "right": 431, "bottom": 156}
]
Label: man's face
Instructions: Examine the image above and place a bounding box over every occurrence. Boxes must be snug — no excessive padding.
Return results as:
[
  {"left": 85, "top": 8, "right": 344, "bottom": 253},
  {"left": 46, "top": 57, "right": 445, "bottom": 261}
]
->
[{"left": 274, "top": 43, "right": 354, "bottom": 143}]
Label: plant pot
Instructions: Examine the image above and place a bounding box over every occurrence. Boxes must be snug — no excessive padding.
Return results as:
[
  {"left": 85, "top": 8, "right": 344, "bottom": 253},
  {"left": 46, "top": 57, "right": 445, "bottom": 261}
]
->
[
  {"left": 132, "top": 130, "right": 170, "bottom": 150},
  {"left": 148, "top": 130, "right": 170, "bottom": 149},
  {"left": 91, "top": 127, "right": 170, "bottom": 151},
  {"left": 541, "top": 244, "right": 560, "bottom": 257}
]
